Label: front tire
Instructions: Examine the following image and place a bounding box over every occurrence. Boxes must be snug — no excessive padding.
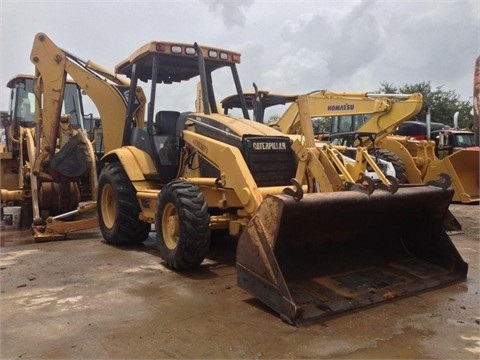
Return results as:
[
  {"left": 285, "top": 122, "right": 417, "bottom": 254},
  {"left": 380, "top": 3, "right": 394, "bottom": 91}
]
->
[
  {"left": 156, "top": 180, "right": 210, "bottom": 270},
  {"left": 375, "top": 148, "right": 408, "bottom": 183},
  {"left": 97, "top": 162, "right": 150, "bottom": 246}
]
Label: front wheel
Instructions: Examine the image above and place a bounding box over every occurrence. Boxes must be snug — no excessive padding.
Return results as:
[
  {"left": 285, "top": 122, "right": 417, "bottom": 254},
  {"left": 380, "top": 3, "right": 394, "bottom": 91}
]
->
[
  {"left": 97, "top": 162, "right": 150, "bottom": 246},
  {"left": 375, "top": 148, "right": 408, "bottom": 183},
  {"left": 156, "top": 180, "right": 210, "bottom": 270}
]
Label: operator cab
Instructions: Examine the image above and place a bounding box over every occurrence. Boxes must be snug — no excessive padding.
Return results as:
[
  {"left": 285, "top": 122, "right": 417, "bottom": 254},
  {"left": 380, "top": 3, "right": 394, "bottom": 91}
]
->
[
  {"left": 5, "top": 75, "right": 86, "bottom": 155},
  {"left": 221, "top": 88, "right": 298, "bottom": 124},
  {"left": 7, "top": 75, "right": 85, "bottom": 129},
  {"left": 115, "top": 41, "right": 249, "bottom": 182}
]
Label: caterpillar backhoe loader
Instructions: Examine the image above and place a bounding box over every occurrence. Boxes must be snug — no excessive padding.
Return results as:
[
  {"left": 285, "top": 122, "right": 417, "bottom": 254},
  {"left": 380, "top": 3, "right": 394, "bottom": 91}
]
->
[
  {"left": 1, "top": 33, "right": 146, "bottom": 241},
  {"left": 27, "top": 33, "right": 467, "bottom": 325}
]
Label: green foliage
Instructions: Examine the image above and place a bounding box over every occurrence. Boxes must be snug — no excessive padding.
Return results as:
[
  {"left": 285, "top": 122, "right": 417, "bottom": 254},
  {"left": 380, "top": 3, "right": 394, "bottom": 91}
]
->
[
  {"left": 267, "top": 114, "right": 279, "bottom": 123},
  {"left": 378, "top": 81, "right": 473, "bottom": 128},
  {"left": 312, "top": 117, "right": 332, "bottom": 134}
]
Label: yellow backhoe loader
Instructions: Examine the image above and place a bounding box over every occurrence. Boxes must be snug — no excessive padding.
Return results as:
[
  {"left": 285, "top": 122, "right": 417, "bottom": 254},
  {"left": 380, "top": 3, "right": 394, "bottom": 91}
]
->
[
  {"left": 24, "top": 33, "right": 467, "bottom": 325},
  {"left": 1, "top": 34, "right": 146, "bottom": 240},
  {"left": 1, "top": 74, "right": 99, "bottom": 239},
  {"left": 109, "top": 36, "right": 468, "bottom": 324}
]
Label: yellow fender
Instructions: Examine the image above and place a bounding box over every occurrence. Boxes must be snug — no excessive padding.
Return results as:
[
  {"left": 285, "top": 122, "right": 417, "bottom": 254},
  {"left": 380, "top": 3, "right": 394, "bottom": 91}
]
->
[{"left": 102, "top": 146, "right": 157, "bottom": 181}]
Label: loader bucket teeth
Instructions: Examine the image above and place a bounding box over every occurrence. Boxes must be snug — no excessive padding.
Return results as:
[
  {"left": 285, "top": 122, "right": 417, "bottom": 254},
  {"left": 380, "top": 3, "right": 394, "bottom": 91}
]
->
[
  {"left": 375, "top": 175, "right": 399, "bottom": 194},
  {"left": 282, "top": 178, "right": 304, "bottom": 201},
  {"left": 425, "top": 173, "right": 451, "bottom": 190},
  {"left": 236, "top": 186, "right": 468, "bottom": 325},
  {"left": 348, "top": 175, "right": 375, "bottom": 195}
]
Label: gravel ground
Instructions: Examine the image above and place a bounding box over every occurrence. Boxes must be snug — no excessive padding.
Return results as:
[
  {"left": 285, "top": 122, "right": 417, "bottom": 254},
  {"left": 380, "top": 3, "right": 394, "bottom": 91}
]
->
[{"left": 0, "top": 202, "right": 478, "bottom": 359}]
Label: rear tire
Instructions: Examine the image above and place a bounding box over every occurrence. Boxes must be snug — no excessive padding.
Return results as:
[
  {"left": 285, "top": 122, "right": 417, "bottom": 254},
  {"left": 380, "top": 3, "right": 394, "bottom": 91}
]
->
[
  {"left": 156, "top": 180, "right": 210, "bottom": 270},
  {"left": 375, "top": 148, "right": 408, "bottom": 183},
  {"left": 97, "top": 162, "right": 150, "bottom": 246}
]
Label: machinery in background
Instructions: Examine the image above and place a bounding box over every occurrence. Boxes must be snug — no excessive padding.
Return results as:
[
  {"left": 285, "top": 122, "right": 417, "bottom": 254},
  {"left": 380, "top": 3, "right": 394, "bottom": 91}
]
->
[
  {"left": 1, "top": 32, "right": 146, "bottom": 240},
  {"left": 1, "top": 74, "right": 98, "bottom": 238},
  {"left": 226, "top": 87, "right": 477, "bottom": 204}
]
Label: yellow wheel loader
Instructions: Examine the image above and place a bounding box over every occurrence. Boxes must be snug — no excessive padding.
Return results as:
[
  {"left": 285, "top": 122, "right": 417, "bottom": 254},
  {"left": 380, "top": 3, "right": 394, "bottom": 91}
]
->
[
  {"left": 320, "top": 92, "right": 478, "bottom": 204},
  {"left": 28, "top": 33, "right": 467, "bottom": 325}
]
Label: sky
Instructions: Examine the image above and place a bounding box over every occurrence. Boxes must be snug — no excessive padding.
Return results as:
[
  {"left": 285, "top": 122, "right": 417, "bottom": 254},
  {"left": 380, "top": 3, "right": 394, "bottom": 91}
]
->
[{"left": 1, "top": 0, "right": 478, "bottom": 118}]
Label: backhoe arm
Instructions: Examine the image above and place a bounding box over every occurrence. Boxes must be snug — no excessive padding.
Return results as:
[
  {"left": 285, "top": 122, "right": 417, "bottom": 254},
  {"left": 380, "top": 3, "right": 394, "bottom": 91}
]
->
[{"left": 30, "top": 32, "right": 146, "bottom": 154}]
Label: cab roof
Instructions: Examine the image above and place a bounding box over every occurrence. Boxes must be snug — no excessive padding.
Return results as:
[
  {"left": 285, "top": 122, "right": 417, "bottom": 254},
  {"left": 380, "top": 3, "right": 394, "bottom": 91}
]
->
[{"left": 115, "top": 41, "right": 241, "bottom": 83}]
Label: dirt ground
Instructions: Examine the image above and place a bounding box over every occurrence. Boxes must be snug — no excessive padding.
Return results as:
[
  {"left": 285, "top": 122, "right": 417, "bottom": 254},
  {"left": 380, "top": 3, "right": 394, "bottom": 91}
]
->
[{"left": 0, "top": 203, "right": 479, "bottom": 359}]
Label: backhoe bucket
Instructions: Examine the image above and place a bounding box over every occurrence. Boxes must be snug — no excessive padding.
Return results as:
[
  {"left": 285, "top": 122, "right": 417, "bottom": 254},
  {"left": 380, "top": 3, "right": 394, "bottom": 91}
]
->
[
  {"left": 236, "top": 186, "right": 468, "bottom": 325},
  {"left": 424, "top": 149, "right": 480, "bottom": 203}
]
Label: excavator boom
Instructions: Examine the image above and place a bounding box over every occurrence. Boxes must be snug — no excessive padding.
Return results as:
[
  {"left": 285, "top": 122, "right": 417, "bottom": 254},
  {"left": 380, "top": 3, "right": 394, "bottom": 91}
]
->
[{"left": 263, "top": 90, "right": 423, "bottom": 140}]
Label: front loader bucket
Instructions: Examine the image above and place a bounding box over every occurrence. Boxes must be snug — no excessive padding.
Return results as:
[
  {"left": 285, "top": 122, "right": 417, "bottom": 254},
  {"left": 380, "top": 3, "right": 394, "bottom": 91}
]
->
[
  {"left": 424, "top": 149, "right": 480, "bottom": 203},
  {"left": 236, "top": 186, "right": 468, "bottom": 325}
]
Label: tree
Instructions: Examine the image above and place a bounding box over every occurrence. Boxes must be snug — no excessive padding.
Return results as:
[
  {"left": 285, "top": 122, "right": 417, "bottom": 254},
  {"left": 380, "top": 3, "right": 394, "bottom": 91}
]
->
[
  {"left": 378, "top": 81, "right": 473, "bottom": 129},
  {"left": 267, "top": 114, "right": 279, "bottom": 123}
]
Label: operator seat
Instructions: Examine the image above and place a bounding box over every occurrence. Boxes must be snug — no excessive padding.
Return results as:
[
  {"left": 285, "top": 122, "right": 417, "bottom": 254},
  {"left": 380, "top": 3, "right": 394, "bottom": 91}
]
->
[
  {"left": 154, "top": 111, "right": 181, "bottom": 182},
  {"left": 155, "top": 111, "right": 180, "bottom": 135}
]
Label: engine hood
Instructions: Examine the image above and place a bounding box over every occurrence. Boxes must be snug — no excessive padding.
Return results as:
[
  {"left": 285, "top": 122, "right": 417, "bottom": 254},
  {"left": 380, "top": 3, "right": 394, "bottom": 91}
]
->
[{"left": 188, "top": 112, "right": 287, "bottom": 139}]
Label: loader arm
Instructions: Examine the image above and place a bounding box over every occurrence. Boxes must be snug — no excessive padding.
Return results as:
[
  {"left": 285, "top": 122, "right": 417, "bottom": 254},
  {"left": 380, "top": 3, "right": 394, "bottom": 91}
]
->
[
  {"left": 354, "top": 93, "right": 423, "bottom": 141},
  {"left": 181, "top": 130, "right": 264, "bottom": 214},
  {"left": 270, "top": 90, "right": 389, "bottom": 134},
  {"left": 293, "top": 94, "right": 397, "bottom": 189}
]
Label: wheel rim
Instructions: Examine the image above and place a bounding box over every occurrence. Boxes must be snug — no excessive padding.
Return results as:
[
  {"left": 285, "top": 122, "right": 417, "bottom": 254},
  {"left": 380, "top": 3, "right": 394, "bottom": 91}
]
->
[
  {"left": 101, "top": 183, "right": 116, "bottom": 229},
  {"left": 162, "top": 202, "right": 180, "bottom": 250}
]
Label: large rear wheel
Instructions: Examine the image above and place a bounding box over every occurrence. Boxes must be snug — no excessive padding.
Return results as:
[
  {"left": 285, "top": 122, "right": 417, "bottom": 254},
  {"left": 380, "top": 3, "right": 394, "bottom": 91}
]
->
[
  {"left": 97, "top": 162, "right": 150, "bottom": 245},
  {"left": 156, "top": 180, "right": 210, "bottom": 270}
]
